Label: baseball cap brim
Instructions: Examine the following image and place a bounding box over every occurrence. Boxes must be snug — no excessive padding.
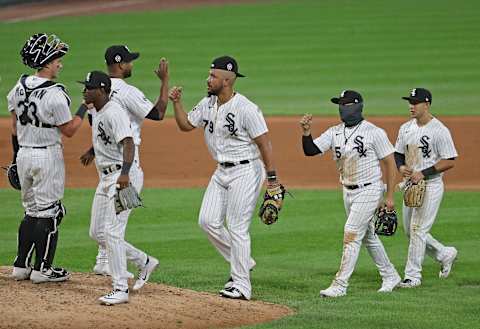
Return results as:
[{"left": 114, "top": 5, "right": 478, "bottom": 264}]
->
[
  {"left": 124, "top": 52, "right": 140, "bottom": 62},
  {"left": 236, "top": 72, "right": 245, "bottom": 78},
  {"left": 402, "top": 96, "right": 424, "bottom": 104},
  {"left": 331, "top": 97, "right": 355, "bottom": 105}
]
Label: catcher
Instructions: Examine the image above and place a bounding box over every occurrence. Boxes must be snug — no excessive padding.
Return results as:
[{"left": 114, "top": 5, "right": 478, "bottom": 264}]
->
[
  {"left": 395, "top": 88, "right": 458, "bottom": 288},
  {"left": 79, "top": 71, "right": 142, "bottom": 305}
]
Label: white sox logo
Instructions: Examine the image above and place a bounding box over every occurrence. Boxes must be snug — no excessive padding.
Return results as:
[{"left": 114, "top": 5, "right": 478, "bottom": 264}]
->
[
  {"left": 97, "top": 121, "right": 112, "bottom": 145},
  {"left": 353, "top": 136, "right": 367, "bottom": 157},
  {"left": 224, "top": 113, "right": 238, "bottom": 136},
  {"left": 419, "top": 135, "right": 431, "bottom": 158}
]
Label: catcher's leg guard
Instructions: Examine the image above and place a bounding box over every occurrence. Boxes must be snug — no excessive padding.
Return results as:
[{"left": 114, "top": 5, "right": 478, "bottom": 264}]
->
[
  {"left": 32, "top": 203, "right": 65, "bottom": 271},
  {"left": 13, "top": 214, "right": 35, "bottom": 269}
]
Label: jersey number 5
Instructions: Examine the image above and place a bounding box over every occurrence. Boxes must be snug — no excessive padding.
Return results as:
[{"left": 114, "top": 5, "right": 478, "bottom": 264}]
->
[{"left": 335, "top": 146, "right": 342, "bottom": 159}]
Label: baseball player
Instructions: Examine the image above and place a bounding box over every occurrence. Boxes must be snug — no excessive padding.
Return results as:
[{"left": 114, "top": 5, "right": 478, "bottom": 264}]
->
[
  {"left": 79, "top": 70, "right": 137, "bottom": 305},
  {"left": 168, "top": 56, "right": 282, "bottom": 300},
  {"left": 300, "top": 90, "right": 401, "bottom": 297},
  {"left": 8, "top": 33, "right": 88, "bottom": 283},
  {"left": 81, "top": 45, "right": 168, "bottom": 288},
  {"left": 395, "top": 88, "right": 458, "bottom": 288}
]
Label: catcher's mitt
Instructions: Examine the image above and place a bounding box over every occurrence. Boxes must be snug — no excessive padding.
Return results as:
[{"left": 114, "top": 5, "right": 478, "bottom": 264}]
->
[
  {"left": 374, "top": 207, "right": 398, "bottom": 236},
  {"left": 258, "top": 184, "right": 286, "bottom": 225},
  {"left": 2, "top": 164, "right": 21, "bottom": 190},
  {"left": 114, "top": 184, "right": 143, "bottom": 214},
  {"left": 403, "top": 179, "right": 426, "bottom": 208}
]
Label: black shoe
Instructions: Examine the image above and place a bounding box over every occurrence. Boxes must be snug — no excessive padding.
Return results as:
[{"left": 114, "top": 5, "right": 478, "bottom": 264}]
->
[{"left": 219, "top": 287, "right": 247, "bottom": 300}]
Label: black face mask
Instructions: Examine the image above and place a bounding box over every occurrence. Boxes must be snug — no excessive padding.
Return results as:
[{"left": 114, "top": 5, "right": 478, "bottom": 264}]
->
[{"left": 339, "top": 103, "right": 364, "bottom": 127}]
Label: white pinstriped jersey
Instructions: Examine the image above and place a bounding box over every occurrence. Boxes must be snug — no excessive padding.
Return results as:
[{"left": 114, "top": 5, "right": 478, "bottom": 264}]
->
[
  {"left": 395, "top": 118, "right": 458, "bottom": 179},
  {"left": 109, "top": 78, "right": 153, "bottom": 146},
  {"left": 92, "top": 101, "right": 133, "bottom": 170},
  {"left": 7, "top": 75, "right": 72, "bottom": 147},
  {"left": 313, "top": 120, "right": 394, "bottom": 185},
  {"left": 187, "top": 93, "right": 268, "bottom": 163}
]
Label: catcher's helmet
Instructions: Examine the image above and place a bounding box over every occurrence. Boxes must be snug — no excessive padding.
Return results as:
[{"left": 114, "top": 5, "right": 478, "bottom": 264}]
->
[{"left": 20, "top": 33, "right": 69, "bottom": 69}]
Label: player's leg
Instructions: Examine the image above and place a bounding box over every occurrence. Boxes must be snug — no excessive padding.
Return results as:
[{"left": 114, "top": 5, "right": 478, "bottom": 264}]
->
[
  {"left": 99, "top": 176, "right": 129, "bottom": 305},
  {"left": 198, "top": 169, "right": 230, "bottom": 259},
  {"left": 220, "top": 161, "right": 265, "bottom": 300},
  {"left": 90, "top": 183, "right": 109, "bottom": 274},
  {"left": 325, "top": 187, "right": 382, "bottom": 293},
  {"left": 403, "top": 179, "right": 445, "bottom": 284},
  {"left": 12, "top": 149, "right": 35, "bottom": 279}
]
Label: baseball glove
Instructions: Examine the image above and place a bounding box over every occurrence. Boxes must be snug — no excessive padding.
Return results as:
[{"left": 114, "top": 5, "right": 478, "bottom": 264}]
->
[
  {"left": 258, "top": 184, "right": 286, "bottom": 225},
  {"left": 374, "top": 206, "right": 398, "bottom": 236},
  {"left": 2, "top": 164, "right": 21, "bottom": 190},
  {"left": 114, "top": 184, "right": 143, "bottom": 214},
  {"left": 403, "top": 179, "right": 426, "bottom": 208}
]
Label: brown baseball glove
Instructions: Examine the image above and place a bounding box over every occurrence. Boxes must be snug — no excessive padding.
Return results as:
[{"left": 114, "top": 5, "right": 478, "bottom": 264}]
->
[
  {"left": 258, "top": 184, "right": 286, "bottom": 225},
  {"left": 403, "top": 179, "right": 426, "bottom": 208}
]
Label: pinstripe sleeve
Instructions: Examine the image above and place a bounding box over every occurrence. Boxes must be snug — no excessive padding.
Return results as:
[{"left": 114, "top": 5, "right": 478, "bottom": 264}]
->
[
  {"left": 373, "top": 128, "right": 395, "bottom": 159},
  {"left": 123, "top": 85, "right": 153, "bottom": 119},
  {"left": 187, "top": 99, "right": 206, "bottom": 128},
  {"left": 394, "top": 124, "right": 406, "bottom": 154},
  {"left": 436, "top": 127, "right": 458, "bottom": 159},
  {"left": 245, "top": 105, "right": 268, "bottom": 139},
  {"left": 7, "top": 86, "right": 16, "bottom": 113},
  {"left": 313, "top": 127, "right": 333, "bottom": 153},
  {"left": 110, "top": 108, "right": 133, "bottom": 143}
]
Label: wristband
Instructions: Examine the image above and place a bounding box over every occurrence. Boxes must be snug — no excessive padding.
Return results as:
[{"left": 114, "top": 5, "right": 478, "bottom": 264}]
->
[
  {"left": 267, "top": 170, "right": 277, "bottom": 182},
  {"left": 421, "top": 166, "right": 437, "bottom": 177},
  {"left": 75, "top": 104, "right": 88, "bottom": 119}
]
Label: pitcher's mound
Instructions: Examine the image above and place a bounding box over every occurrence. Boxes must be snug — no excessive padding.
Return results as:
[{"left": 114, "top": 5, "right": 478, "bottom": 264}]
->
[{"left": 0, "top": 267, "right": 293, "bottom": 329}]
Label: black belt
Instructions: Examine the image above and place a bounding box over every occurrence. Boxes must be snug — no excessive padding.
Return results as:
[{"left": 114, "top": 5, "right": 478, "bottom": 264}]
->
[
  {"left": 219, "top": 160, "right": 250, "bottom": 168},
  {"left": 102, "top": 164, "right": 121, "bottom": 175},
  {"left": 19, "top": 145, "right": 47, "bottom": 149},
  {"left": 344, "top": 182, "right": 372, "bottom": 190}
]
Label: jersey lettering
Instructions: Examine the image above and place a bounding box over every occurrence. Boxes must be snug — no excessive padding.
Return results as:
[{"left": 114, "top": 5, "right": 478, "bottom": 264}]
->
[
  {"left": 97, "top": 121, "right": 112, "bottom": 145},
  {"left": 224, "top": 113, "right": 238, "bottom": 137},
  {"left": 353, "top": 135, "right": 367, "bottom": 157},
  {"left": 419, "top": 135, "right": 431, "bottom": 158}
]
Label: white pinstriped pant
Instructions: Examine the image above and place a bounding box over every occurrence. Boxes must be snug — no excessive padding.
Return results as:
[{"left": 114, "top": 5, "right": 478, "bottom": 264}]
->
[
  {"left": 89, "top": 162, "right": 147, "bottom": 291},
  {"left": 333, "top": 182, "right": 397, "bottom": 288},
  {"left": 403, "top": 178, "right": 448, "bottom": 280},
  {"left": 198, "top": 159, "right": 265, "bottom": 300},
  {"left": 16, "top": 144, "right": 65, "bottom": 218}
]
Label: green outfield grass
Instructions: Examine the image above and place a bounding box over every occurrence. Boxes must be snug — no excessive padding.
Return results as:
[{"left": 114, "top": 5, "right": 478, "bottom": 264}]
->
[
  {"left": 1, "top": 0, "right": 479, "bottom": 116},
  {"left": 1, "top": 188, "right": 479, "bottom": 329}
]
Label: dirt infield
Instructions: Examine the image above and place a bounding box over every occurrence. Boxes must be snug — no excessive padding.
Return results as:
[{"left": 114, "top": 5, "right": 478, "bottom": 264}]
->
[
  {"left": 0, "top": 267, "right": 293, "bottom": 329},
  {"left": 1, "top": 116, "right": 479, "bottom": 190}
]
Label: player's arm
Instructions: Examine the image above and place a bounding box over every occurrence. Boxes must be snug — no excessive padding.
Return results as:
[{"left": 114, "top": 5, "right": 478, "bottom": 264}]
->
[
  {"left": 117, "top": 137, "right": 135, "bottom": 188},
  {"left": 254, "top": 132, "right": 279, "bottom": 185},
  {"left": 58, "top": 103, "right": 89, "bottom": 138},
  {"left": 168, "top": 86, "right": 195, "bottom": 132},
  {"left": 300, "top": 113, "right": 322, "bottom": 156},
  {"left": 146, "top": 58, "right": 169, "bottom": 121},
  {"left": 410, "top": 158, "right": 455, "bottom": 183},
  {"left": 380, "top": 153, "right": 396, "bottom": 210},
  {"left": 10, "top": 112, "right": 19, "bottom": 163}
]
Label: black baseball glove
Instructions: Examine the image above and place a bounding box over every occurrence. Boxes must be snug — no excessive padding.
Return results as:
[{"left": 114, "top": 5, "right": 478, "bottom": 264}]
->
[
  {"left": 2, "top": 164, "right": 21, "bottom": 190},
  {"left": 374, "top": 206, "right": 398, "bottom": 236}
]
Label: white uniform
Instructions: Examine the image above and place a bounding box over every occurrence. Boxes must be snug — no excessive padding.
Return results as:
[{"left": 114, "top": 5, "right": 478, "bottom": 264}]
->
[
  {"left": 395, "top": 118, "right": 458, "bottom": 281},
  {"left": 7, "top": 75, "right": 71, "bottom": 218},
  {"left": 187, "top": 93, "right": 267, "bottom": 300},
  {"left": 89, "top": 101, "right": 139, "bottom": 291},
  {"left": 313, "top": 120, "right": 398, "bottom": 288},
  {"left": 92, "top": 78, "right": 153, "bottom": 269}
]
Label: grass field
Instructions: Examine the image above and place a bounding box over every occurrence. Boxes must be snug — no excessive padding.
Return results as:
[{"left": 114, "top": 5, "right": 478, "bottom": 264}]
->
[
  {"left": 1, "top": 188, "right": 479, "bottom": 329},
  {"left": 1, "top": 0, "right": 480, "bottom": 116}
]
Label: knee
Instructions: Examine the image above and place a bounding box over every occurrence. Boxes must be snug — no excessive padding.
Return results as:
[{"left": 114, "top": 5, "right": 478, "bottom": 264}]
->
[
  {"left": 343, "top": 230, "right": 360, "bottom": 245},
  {"left": 198, "top": 213, "right": 215, "bottom": 232},
  {"left": 89, "top": 226, "right": 104, "bottom": 243}
]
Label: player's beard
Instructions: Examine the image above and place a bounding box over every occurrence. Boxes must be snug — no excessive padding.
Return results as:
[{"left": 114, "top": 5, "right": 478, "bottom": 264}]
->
[
  {"left": 207, "top": 85, "right": 221, "bottom": 97},
  {"left": 123, "top": 69, "right": 132, "bottom": 78}
]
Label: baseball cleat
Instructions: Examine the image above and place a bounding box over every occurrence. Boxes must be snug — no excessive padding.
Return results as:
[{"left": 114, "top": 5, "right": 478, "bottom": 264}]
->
[
  {"left": 11, "top": 266, "right": 32, "bottom": 281},
  {"left": 99, "top": 289, "right": 129, "bottom": 305},
  {"left": 399, "top": 278, "right": 421, "bottom": 288},
  {"left": 219, "top": 287, "right": 247, "bottom": 300},
  {"left": 378, "top": 273, "right": 401, "bottom": 293},
  {"left": 93, "top": 263, "right": 134, "bottom": 279},
  {"left": 439, "top": 247, "right": 458, "bottom": 279},
  {"left": 30, "top": 267, "right": 70, "bottom": 284},
  {"left": 132, "top": 256, "right": 159, "bottom": 291},
  {"left": 224, "top": 276, "right": 234, "bottom": 289},
  {"left": 320, "top": 284, "right": 347, "bottom": 298}
]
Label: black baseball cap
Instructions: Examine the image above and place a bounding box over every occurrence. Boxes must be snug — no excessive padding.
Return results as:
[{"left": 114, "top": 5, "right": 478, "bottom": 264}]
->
[
  {"left": 77, "top": 71, "right": 111, "bottom": 89},
  {"left": 402, "top": 88, "right": 432, "bottom": 104},
  {"left": 105, "top": 45, "right": 140, "bottom": 65},
  {"left": 211, "top": 56, "right": 245, "bottom": 77},
  {"left": 331, "top": 90, "right": 363, "bottom": 105}
]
